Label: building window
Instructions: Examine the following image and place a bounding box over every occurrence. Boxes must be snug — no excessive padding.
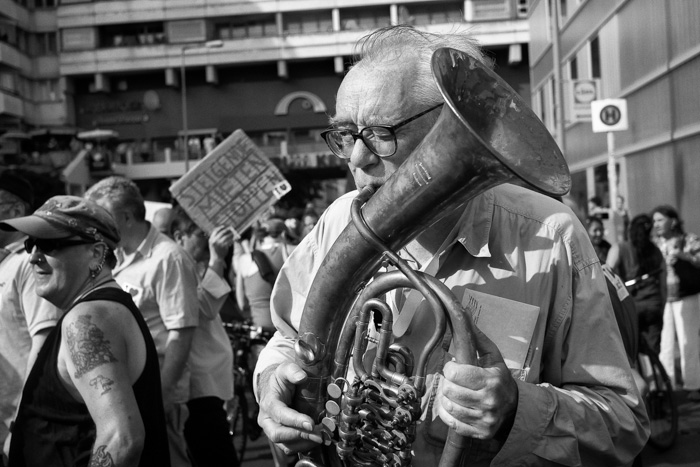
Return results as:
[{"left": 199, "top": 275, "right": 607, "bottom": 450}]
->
[
  {"left": 215, "top": 14, "right": 277, "bottom": 40},
  {"left": 399, "top": 2, "right": 463, "bottom": 26},
  {"left": 34, "top": 79, "right": 61, "bottom": 102},
  {"left": 590, "top": 36, "right": 601, "bottom": 79},
  {"left": 100, "top": 22, "right": 165, "bottom": 48},
  {"left": 35, "top": 0, "right": 56, "bottom": 8},
  {"left": 340, "top": 6, "right": 391, "bottom": 31},
  {"left": 284, "top": 10, "right": 333, "bottom": 35},
  {"left": 570, "top": 57, "right": 578, "bottom": 80},
  {"left": 31, "top": 31, "right": 58, "bottom": 56}
]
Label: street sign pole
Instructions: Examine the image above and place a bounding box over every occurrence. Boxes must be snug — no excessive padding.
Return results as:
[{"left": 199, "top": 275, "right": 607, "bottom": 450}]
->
[{"left": 607, "top": 131, "right": 617, "bottom": 221}]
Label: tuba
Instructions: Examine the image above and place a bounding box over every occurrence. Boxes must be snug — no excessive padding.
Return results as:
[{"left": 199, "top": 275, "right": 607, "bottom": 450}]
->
[{"left": 292, "top": 47, "right": 570, "bottom": 467}]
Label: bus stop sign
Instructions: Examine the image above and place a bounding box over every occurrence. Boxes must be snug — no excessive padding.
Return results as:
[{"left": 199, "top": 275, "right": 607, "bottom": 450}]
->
[{"left": 591, "top": 99, "right": 628, "bottom": 133}]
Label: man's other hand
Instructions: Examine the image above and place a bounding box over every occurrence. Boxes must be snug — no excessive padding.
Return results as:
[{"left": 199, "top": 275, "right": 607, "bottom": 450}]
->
[
  {"left": 258, "top": 362, "right": 324, "bottom": 455},
  {"left": 437, "top": 328, "right": 519, "bottom": 440}
]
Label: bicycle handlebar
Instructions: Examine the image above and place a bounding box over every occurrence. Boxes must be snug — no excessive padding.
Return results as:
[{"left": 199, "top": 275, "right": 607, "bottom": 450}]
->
[{"left": 223, "top": 321, "right": 274, "bottom": 341}]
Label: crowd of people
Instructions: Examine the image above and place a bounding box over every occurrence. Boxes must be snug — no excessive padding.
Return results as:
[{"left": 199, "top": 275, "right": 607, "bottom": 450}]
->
[
  {"left": 0, "top": 170, "right": 315, "bottom": 467},
  {"left": 586, "top": 200, "right": 700, "bottom": 402},
  {"left": 3, "top": 23, "right": 690, "bottom": 467}
]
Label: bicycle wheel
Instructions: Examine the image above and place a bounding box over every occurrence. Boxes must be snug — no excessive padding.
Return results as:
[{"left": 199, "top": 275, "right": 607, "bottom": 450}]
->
[
  {"left": 226, "top": 386, "right": 249, "bottom": 463},
  {"left": 641, "top": 351, "right": 678, "bottom": 450}
]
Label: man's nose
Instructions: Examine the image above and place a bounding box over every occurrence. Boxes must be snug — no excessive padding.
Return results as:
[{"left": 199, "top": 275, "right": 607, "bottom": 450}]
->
[{"left": 348, "top": 138, "right": 378, "bottom": 169}]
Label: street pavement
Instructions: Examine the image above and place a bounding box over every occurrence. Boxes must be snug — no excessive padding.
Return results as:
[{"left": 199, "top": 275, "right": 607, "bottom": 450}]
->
[
  {"left": 641, "top": 390, "right": 700, "bottom": 467},
  {"left": 240, "top": 391, "right": 700, "bottom": 467}
]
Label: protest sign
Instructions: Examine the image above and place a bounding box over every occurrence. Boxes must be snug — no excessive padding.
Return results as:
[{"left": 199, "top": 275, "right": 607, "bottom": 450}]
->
[{"left": 170, "top": 129, "right": 291, "bottom": 234}]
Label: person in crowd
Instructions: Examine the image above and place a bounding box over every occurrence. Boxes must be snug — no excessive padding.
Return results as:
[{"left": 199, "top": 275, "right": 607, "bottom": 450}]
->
[
  {"left": 252, "top": 25, "right": 648, "bottom": 466},
  {"left": 153, "top": 206, "right": 174, "bottom": 237},
  {"left": 0, "top": 173, "right": 62, "bottom": 460},
  {"left": 651, "top": 205, "right": 700, "bottom": 401},
  {"left": 588, "top": 195, "right": 608, "bottom": 219},
  {"left": 1, "top": 196, "right": 170, "bottom": 466},
  {"left": 300, "top": 211, "right": 319, "bottom": 239},
  {"left": 85, "top": 177, "right": 199, "bottom": 467},
  {"left": 233, "top": 218, "right": 295, "bottom": 467},
  {"left": 234, "top": 218, "right": 294, "bottom": 332},
  {"left": 615, "top": 195, "right": 631, "bottom": 241},
  {"left": 607, "top": 214, "right": 666, "bottom": 353},
  {"left": 587, "top": 215, "right": 612, "bottom": 263},
  {"left": 170, "top": 207, "right": 238, "bottom": 467}
]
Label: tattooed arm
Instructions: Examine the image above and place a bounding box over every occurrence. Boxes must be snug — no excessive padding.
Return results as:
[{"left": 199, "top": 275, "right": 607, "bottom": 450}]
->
[{"left": 60, "top": 302, "right": 146, "bottom": 466}]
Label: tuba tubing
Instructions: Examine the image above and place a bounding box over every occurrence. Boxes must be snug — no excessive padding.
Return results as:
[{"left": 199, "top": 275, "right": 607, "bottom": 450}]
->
[{"left": 292, "top": 47, "right": 570, "bottom": 466}]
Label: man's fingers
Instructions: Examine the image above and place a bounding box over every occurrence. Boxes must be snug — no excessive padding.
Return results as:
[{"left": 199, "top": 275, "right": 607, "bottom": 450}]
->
[{"left": 472, "top": 327, "right": 506, "bottom": 368}]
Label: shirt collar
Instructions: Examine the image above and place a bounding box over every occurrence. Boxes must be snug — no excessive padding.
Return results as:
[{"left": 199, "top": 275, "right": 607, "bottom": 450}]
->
[
  {"left": 4, "top": 235, "right": 28, "bottom": 255},
  {"left": 454, "top": 189, "right": 495, "bottom": 259},
  {"left": 115, "top": 222, "right": 158, "bottom": 269}
]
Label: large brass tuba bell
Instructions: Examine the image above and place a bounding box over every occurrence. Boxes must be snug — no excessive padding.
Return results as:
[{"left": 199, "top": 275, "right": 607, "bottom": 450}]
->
[{"left": 291, "top": 47, "right": 570, "bottom": 467}]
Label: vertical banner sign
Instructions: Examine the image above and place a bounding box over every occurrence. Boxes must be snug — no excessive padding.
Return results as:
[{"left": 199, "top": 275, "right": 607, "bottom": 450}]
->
[
  {"left": 170, "top": 129, "right": 292, "bottom": 234},
  {"left": 570, "top": 79, "right": 599, "bottom": 121}
]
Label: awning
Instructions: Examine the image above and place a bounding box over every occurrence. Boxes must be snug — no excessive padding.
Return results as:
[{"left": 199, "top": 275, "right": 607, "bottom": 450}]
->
[
  {"left": 77, "top": 129, "right": 119, "bottom": 141},
  {"left": 177, "top": 128, "right": 218, "bottom": 137}
]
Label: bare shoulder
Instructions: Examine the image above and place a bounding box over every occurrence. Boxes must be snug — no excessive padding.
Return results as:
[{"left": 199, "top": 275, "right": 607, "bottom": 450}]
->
[{"left": 60, "top": 299, "right": 139, "bottom": 358}]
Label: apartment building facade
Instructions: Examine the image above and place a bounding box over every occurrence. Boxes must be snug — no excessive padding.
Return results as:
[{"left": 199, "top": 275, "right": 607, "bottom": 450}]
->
[
  {"left": 3, "top": 0, "right": 532, "bottom": 204},
  {"left": 529, "top": 0, "right": 700, "bottom": 233}
]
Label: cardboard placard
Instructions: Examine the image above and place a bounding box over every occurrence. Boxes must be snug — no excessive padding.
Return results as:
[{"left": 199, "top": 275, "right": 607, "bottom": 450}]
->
[{"left": 170, "top": 129, "right": 291, "bottom": 234}]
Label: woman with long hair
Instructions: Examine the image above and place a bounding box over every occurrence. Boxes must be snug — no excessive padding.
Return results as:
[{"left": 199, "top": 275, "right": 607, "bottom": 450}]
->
[
  {"left": 651, "top": 205, "right": 700, "bottom": 401},
  {"left": 607, "top": 214, "right": 666, "bottom": 353}
]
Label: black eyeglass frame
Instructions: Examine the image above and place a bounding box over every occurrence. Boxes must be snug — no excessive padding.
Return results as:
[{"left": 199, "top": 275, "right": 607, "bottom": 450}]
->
[
  {"left": 24, "top": 237, "right": 92, "bottom": 255},
  {"left": 321, "top": 103, "right": 444, "bottom": 160}
]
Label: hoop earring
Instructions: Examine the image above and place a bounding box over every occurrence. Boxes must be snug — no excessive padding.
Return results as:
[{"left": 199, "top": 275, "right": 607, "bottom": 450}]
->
[{"left": 89, "top": 251, "right": 107, "bottom": 279}]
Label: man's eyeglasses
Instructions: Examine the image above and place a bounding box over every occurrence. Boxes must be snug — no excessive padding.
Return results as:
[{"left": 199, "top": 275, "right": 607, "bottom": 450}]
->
[
  {"left": 24, "top": 238, "right": 90, "bottom": 255},
  {"left": 321, "top": 103, "right": 444, "bottom": 160}
]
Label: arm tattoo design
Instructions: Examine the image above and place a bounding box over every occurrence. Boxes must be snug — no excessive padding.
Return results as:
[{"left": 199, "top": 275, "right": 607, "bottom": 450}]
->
[
  {"left": 89, "top": 445, "right": 114, "bottom": 467},
  {"left": 89, "top": 375, "right": 115, "bottom": 395},
  {"left": 66, "top": 315, "right": 118, "bottom": 378}
]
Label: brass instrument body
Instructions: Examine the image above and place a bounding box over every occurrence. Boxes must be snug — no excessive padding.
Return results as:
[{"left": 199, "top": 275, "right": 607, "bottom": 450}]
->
[{"left": 292, "top": 47, "right": 570, "bottom": 467}]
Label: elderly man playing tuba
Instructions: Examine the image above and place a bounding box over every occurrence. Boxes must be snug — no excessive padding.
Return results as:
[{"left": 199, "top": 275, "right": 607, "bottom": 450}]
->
[{"left": 254, "top": 26, "right": 649, "bottom": 466}]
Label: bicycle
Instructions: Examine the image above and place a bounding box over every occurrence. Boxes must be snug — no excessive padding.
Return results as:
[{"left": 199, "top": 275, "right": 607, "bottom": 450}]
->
[
  {"left": 636, "top": 333, "right": 678, "bottom": 451},
  {"left": 223, "top": 320, "right": 274, "bottom": 464}
]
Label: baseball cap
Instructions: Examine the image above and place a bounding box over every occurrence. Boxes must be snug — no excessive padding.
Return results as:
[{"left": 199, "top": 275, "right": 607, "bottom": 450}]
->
[
  {"left": 0, "top": 195, "right": 120, "bottom": 249},
  {"left": 0, "top": 172, "right": 34, "bottom": 207}
]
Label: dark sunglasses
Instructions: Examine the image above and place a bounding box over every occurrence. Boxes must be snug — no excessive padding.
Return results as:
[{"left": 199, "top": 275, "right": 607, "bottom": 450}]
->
[{"left": 24, "top": 237, "right": 90, "bottom": 255}]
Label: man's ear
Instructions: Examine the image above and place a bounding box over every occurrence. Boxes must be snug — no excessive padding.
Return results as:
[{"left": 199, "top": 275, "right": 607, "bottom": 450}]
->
[
  {"left": 92, "top": 242, "right": 107, "bottom": 260},
  {"left": 172, "top": 230, "right": 184, "bottom": 245}
]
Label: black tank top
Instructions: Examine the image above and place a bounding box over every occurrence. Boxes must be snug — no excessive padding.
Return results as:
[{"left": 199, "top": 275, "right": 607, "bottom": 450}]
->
[{"left": 9, "top": 287, "right": 171, "bottom": 467}]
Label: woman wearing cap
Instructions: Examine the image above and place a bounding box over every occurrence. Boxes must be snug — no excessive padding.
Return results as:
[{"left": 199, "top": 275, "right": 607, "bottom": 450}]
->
[{"left": 0, "top": 196, "right": 170, "bottom": 467}]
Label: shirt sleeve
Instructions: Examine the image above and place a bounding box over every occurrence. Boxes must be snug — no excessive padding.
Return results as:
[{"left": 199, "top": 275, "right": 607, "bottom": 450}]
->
[
  {"left": 493, "top": 260, "right": 649, "bottom": 466},
  {"left": 252, "top": 232, "right": 318, "bottom": 401},
  {"left": 252, "top": 195, "right": 354, "bottom": 400},
  {"left": 156, "top": 249, "right": 200, "bottom": 330},
  {"left": 197, "top": 267, "right": 232, "bottom": 320}
]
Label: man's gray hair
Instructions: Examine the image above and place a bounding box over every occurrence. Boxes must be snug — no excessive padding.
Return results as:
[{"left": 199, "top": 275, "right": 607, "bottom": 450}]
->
[
  {"left": 352, "top": 25, "right": 491, "bottom": 107},
  {"left": 84, "top": 176, "right": 146, "bottom": 221}
]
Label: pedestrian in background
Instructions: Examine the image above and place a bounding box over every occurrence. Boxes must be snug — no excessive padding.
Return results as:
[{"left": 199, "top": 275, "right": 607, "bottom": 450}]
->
[
  {"left": 0, "top": 173, "right": 61, "bottom": 462},
  {"left": 85, "top": 176, "right": 200, "bottom": 467},
  {"left": 651, "top": 205, "right": 700, "bottom": 401},
  {"left": 607, "top": 214, "right": 666, "bottom": 353},
  {"left": 171, "top": 207, "right": 238, "bottom": 467},
  {"left": 587, "top": 215, "right": 612, "bottom": 263}
]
